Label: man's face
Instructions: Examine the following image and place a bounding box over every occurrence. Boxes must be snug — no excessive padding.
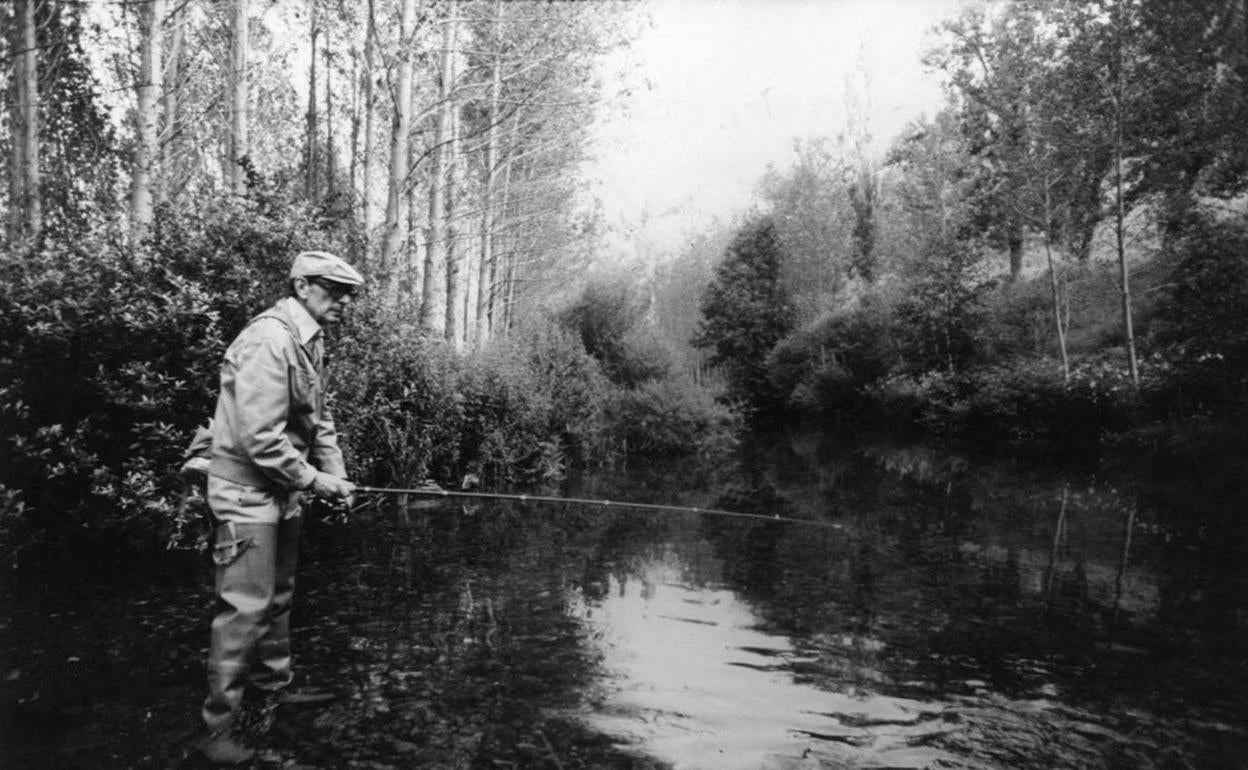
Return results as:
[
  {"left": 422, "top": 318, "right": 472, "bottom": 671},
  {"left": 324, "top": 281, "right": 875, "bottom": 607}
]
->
[{"left": 297, "top": 276, "right": 356, "bottom": 323}]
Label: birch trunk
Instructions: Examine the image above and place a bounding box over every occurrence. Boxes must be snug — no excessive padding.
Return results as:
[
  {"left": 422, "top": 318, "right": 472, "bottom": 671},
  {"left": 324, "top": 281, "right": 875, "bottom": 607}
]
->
[
  {"left": 159, "top": 4, "right": 185, "bottom": 205},
  {"left": 324, "top": 45, "right": 334, "bottom": 199},
  {"left": 304, "top": 1, "right": 319, "bottom": 202},
  {"left": 475, "top": 1, "right": 504, "bottom": 347},
  {"left": 130, "top": 0, "right": 164, "bottom": 237},
  {"left": 381, "top": 0, "right": 416, "bottom": 304},
  {"left": 1113, "top": 0, "right": 1140, "bottom": 389},
  {"left": 228, "top": 0, "right": 248, "bottom": 196},
  {"left": 420, "top": 2, "right": 456, "bottom": 337},
  {"left": 1043, "top": 180, "right": 1070, "bottom": 383},
  {"left": 446, "top": 99, "right": 466, "bottom": 349},
  {"left": 8, "top": 0, "right": 41, "bottom": 242},
  {"left": 361, "top": 0, "right": 378, "bottom": 258}
]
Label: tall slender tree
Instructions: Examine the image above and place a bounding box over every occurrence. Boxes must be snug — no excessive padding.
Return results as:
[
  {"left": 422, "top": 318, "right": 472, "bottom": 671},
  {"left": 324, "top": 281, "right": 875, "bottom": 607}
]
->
[
  {"left": 8, "top": 0, "right": 41, "bottom": 242},
  {"left": 421, "top": 1, "right": 457, "bottom": 336},
  {"left": 381, "top": 0, "right": 417, "bottom": 304},
  {"left": 130, "top": 0, "right": 165, "bottom": 238},
  {"left": 228, "top": 0, "right": 248, "bottom": 197}
]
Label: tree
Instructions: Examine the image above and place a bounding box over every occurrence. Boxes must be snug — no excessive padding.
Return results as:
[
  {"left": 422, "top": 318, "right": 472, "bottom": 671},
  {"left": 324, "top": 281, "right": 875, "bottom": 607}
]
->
[
  {"left": 129, "top": 0, "right": 165, "bottom": 238},
  {"left": 928, "top": 4, "right": 1036, "bottom": 281},
  {"left": 421, "top": 0, "right": 457, "bottom": 337},
  {"left": 694, "top": 217, "right": 795, "bottom": 412},
  {"left": 380, "top": 0, "right": 418, "bottom": 303},
  {"left": 228, "top": 0, "right": 248, "bottom": 197},
  {"left": 8, "top": 0, "right": 41, "bottom": 243},
  {"left": 757, "top": 138, "right": 854, "bottom": 323}
]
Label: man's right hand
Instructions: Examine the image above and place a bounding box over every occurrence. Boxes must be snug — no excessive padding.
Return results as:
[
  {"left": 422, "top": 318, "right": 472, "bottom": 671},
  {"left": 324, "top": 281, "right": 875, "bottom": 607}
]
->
[{"left": 310, "top": 471, "right": 355, "bottom": 503}]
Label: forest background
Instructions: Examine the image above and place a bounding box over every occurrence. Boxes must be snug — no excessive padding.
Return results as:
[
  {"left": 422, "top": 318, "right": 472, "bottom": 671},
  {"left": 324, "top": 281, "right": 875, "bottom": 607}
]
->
[{"left": 2, "top": 0, "right": 1247, "bottom": 575}]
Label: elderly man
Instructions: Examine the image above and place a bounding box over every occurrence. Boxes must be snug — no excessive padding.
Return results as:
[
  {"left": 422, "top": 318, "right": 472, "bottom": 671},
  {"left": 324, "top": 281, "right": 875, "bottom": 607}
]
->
[{"left": 198, "top": 250, "right": 362, "bottom": 764}]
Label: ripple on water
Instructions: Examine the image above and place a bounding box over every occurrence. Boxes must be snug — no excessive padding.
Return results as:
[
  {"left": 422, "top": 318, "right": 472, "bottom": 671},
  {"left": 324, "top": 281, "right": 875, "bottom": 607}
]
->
[{"left": 566, "top": 561, "right": 965, "bottom": 769}]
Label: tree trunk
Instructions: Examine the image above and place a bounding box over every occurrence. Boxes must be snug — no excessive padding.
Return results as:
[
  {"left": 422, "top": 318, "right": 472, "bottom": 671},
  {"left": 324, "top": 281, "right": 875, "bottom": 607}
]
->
[
  {"left": 361, "top": 0, "right": 378, "bottom": 260},
  {"left": 381, "top": 0, "right": 415, "bottom": 305},
  {"left": 305, "top": 1, "right": 319, "bottom": 202},
  {"left": 421, "top": 2, "right": 456, "bottom": 337},
  {"left": 1113, "top": 0, "right": 1141, "bottom": 389},
  {"left": 446, "top": 99, "right": 466, "bottom": 349},
  {"left": 1043, "top": 180, "right": 1070, "bottom": 383},
  {"left": 160, "top": 3, "right": 186, "bottom": 205},
  {"left": 324, "top": 45, "right": 335, "bottom": 199},
  {"left": 130, "top": 0, "right": 164, "bottom": 238},
  {"left": 475, "top": 1, "right": 505, "bottom": 347},
  {"left": 228, "top": 0, "right": 248, "bottom": 196},
  {"left": 8, "top": 0, "right": 41, "bottom": 243},
  {"left": 1007, "top": 222, "right": 1023, "bottom": 282}
]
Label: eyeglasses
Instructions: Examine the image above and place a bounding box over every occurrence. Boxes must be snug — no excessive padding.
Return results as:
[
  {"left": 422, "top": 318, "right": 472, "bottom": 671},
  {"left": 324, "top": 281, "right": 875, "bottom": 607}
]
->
[{"left": 309, "top": 277, "right": 357, "bottom": 301}]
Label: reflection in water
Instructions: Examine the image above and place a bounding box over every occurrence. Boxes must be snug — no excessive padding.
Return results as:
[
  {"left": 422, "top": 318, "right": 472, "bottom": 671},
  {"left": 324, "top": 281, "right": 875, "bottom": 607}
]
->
[
  {"left": 3, "top": 436, "right": 1247, "bottom": 768},
  {"left": 567, "top": 549, "right": 963, "bottom": 769}
]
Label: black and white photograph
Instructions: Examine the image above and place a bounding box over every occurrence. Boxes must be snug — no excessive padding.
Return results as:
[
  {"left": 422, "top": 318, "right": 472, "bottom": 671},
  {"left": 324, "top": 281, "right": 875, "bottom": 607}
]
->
[{"left": 2, "top": 0, "right": 1246, "bottom": 767}]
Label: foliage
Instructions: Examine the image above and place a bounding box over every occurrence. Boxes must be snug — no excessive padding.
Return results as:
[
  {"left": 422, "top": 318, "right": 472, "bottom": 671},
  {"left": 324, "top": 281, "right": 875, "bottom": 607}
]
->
[
  {"left": 0, "top": 233, "right": 228, "bottom": 568},
  {"left": 694, "top": 217, "right": 795, "bottom": 415},
  {"left": 333, "top": 313, "right": 612, "bottom": 492},
  {"left": 606, "top": 376, "right": 741, "bottom": 459},
  {"left": 1149, "top": 212, "right": 1248, "bottom": 411},
  {"left": 766, "top": 296, "right": 896, "bottom": 419},
  {"left": 893, "top": 236, "right": 991, "bottom": 375},
  {"left": 0, "top": 198, "right": 657, "bottom": 568},
  {"left": 558, "top": 277, "right": 673, "bottom": 387},
  {"left": 757, "top": 139, "right": 855, "bottom": 322}
]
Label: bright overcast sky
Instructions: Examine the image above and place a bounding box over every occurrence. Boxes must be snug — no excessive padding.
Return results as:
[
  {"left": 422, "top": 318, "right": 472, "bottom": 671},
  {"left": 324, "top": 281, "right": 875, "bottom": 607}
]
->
[{"left": 585, "top": 0, "right": 970, "bottom": 258}]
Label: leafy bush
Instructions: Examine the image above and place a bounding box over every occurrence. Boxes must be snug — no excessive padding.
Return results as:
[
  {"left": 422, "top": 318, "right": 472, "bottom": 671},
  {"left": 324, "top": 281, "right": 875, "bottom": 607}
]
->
[
  {"left": 334, "top": 316, "right": 611, "bottom": 491},
  {"left": 606, "top": 376, "right": 741, "bottom": 459},
  {"left": 559, "top": 277, "right": 674, "bottom": 387},
  {"left": 767, "top": 295, "right": 896, "bottom": 420},
  {"left": 0, "top": 231, "right": 231, "bottom": 567},
  {"left": 1150, "top": 213, "right": 1248, "bottom": 411}
]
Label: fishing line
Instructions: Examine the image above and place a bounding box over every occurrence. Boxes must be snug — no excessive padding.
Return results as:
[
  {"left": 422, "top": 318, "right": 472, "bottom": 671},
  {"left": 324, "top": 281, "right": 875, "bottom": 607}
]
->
[{"left": 354, "top": 485, "right": 843, "bottom": 531}]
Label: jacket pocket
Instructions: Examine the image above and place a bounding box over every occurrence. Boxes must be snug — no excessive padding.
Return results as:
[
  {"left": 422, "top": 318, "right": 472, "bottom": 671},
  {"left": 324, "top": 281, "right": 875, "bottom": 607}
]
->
[{"left": 289, "top": 366, "right": 318, "bottom": 414}]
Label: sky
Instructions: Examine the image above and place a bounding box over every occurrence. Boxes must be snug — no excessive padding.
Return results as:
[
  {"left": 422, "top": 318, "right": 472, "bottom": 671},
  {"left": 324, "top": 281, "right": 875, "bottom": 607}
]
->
[{"left": 584, "top": 0, "right": 971, "bottom": 259}]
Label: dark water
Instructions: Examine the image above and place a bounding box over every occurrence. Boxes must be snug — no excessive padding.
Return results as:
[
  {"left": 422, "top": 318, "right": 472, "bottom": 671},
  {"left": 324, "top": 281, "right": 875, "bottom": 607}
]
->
[{"left": 3, "top": 435, "right": 1247, "bottom": 769}]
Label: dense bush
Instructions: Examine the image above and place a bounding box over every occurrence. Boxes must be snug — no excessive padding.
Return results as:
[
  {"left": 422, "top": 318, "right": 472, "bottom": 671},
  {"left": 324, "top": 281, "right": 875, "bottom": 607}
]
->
[
  {"left": 559, "top": 277, "right": 675, "bottom": 387},
  {"left": 1149, "top": 214, "right": 1248, "bottom": 412},
  {"left": 606, "top": 375, "right": 741, "bottom": 458},
  {"left": 333, "top": 315, "right": 611, "bottom": 491},
  {"left": 2, "top": 200, "right": 738, "bottom": 570},
  {"left": 766, "top": 296, "right": 896, "bottom": 419},
  {"left": 0, "top": 201, "right": 355, "bottom": 568},
  {"left": 0, "top": 234, "right": 225, "bottom": 568}
]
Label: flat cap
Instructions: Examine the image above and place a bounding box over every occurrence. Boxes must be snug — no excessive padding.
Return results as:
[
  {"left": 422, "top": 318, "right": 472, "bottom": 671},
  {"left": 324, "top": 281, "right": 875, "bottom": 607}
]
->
[{"left": 289, "top": 250, "right": 364, "bottom": 286}]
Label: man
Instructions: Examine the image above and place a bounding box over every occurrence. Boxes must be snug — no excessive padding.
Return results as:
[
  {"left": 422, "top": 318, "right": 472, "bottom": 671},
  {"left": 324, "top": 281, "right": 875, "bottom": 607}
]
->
[{"left": 198, "top": 250, "right": 362, "bottom": 764}]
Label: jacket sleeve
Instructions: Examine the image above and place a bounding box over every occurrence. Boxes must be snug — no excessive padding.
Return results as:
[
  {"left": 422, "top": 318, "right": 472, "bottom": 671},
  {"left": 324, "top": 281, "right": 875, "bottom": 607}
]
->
[
  {"left": 232, "top": 331, "right": 319, "bottom": 490},
  {"left": 311, "top": 397, "right": 347, "bottom": 479}
]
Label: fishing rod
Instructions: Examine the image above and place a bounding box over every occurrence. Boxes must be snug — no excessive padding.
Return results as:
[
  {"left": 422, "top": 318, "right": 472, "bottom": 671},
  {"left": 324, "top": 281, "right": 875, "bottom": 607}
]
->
[{"left": 354, "top": 485, "right": 843, "bottom": 531}]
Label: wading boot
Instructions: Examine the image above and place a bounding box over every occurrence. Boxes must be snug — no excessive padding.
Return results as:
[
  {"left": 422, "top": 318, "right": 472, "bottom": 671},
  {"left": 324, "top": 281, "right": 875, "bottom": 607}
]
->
[{"left": 198, "top": 731, "right": 256, "bottom": 765}]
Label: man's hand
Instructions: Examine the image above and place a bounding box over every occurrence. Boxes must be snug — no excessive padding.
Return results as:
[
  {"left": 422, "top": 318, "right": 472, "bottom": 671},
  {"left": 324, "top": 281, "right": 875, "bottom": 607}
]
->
[{"left": 310, "top": 471, "right": 355, "bottom": 507}]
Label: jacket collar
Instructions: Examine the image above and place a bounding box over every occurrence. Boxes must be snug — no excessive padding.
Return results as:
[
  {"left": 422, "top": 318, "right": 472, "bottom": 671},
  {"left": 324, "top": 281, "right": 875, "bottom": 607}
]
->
[{"left": 276, "top": 296, "right": 322, "bottom": 346}]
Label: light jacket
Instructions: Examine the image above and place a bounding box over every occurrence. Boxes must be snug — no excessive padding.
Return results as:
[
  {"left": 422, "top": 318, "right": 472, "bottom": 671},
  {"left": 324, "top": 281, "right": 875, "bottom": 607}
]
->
[{"left": 208, "top": 297, "right": 346, "bottom": 491}]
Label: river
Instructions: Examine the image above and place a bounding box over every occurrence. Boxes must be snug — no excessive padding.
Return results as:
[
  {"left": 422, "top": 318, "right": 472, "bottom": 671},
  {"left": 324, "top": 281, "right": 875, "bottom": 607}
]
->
[{"left": 2, "top": 434, "right": 1246, "bottom": 768}]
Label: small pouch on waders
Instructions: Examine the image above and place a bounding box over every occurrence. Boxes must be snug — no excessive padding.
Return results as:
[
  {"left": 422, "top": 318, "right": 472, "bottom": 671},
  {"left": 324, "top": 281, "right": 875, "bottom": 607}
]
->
[{"left": 212, "top": 520, "right": 254, "bottom": 567}]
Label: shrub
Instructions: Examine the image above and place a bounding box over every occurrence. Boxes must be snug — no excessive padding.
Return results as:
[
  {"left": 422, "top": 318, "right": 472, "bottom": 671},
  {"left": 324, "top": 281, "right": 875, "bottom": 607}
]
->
[
  {"left": 606, "top": 376, "right": 741, "bottom": 459},
  {"left": 767, "top": 296, "right": 896, "bottom": 421},
  {"left": 0, "top": 232, "right": 231, "bottom": 566},
  {"left": 333, "top": 317, "right": 611, "bottom": 490}
]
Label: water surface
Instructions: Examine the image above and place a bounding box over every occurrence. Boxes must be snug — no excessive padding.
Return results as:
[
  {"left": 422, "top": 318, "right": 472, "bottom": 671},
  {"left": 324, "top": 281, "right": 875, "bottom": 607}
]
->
[{"left": 2, "top": 436, "right": 1246, "bottom": 768}]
